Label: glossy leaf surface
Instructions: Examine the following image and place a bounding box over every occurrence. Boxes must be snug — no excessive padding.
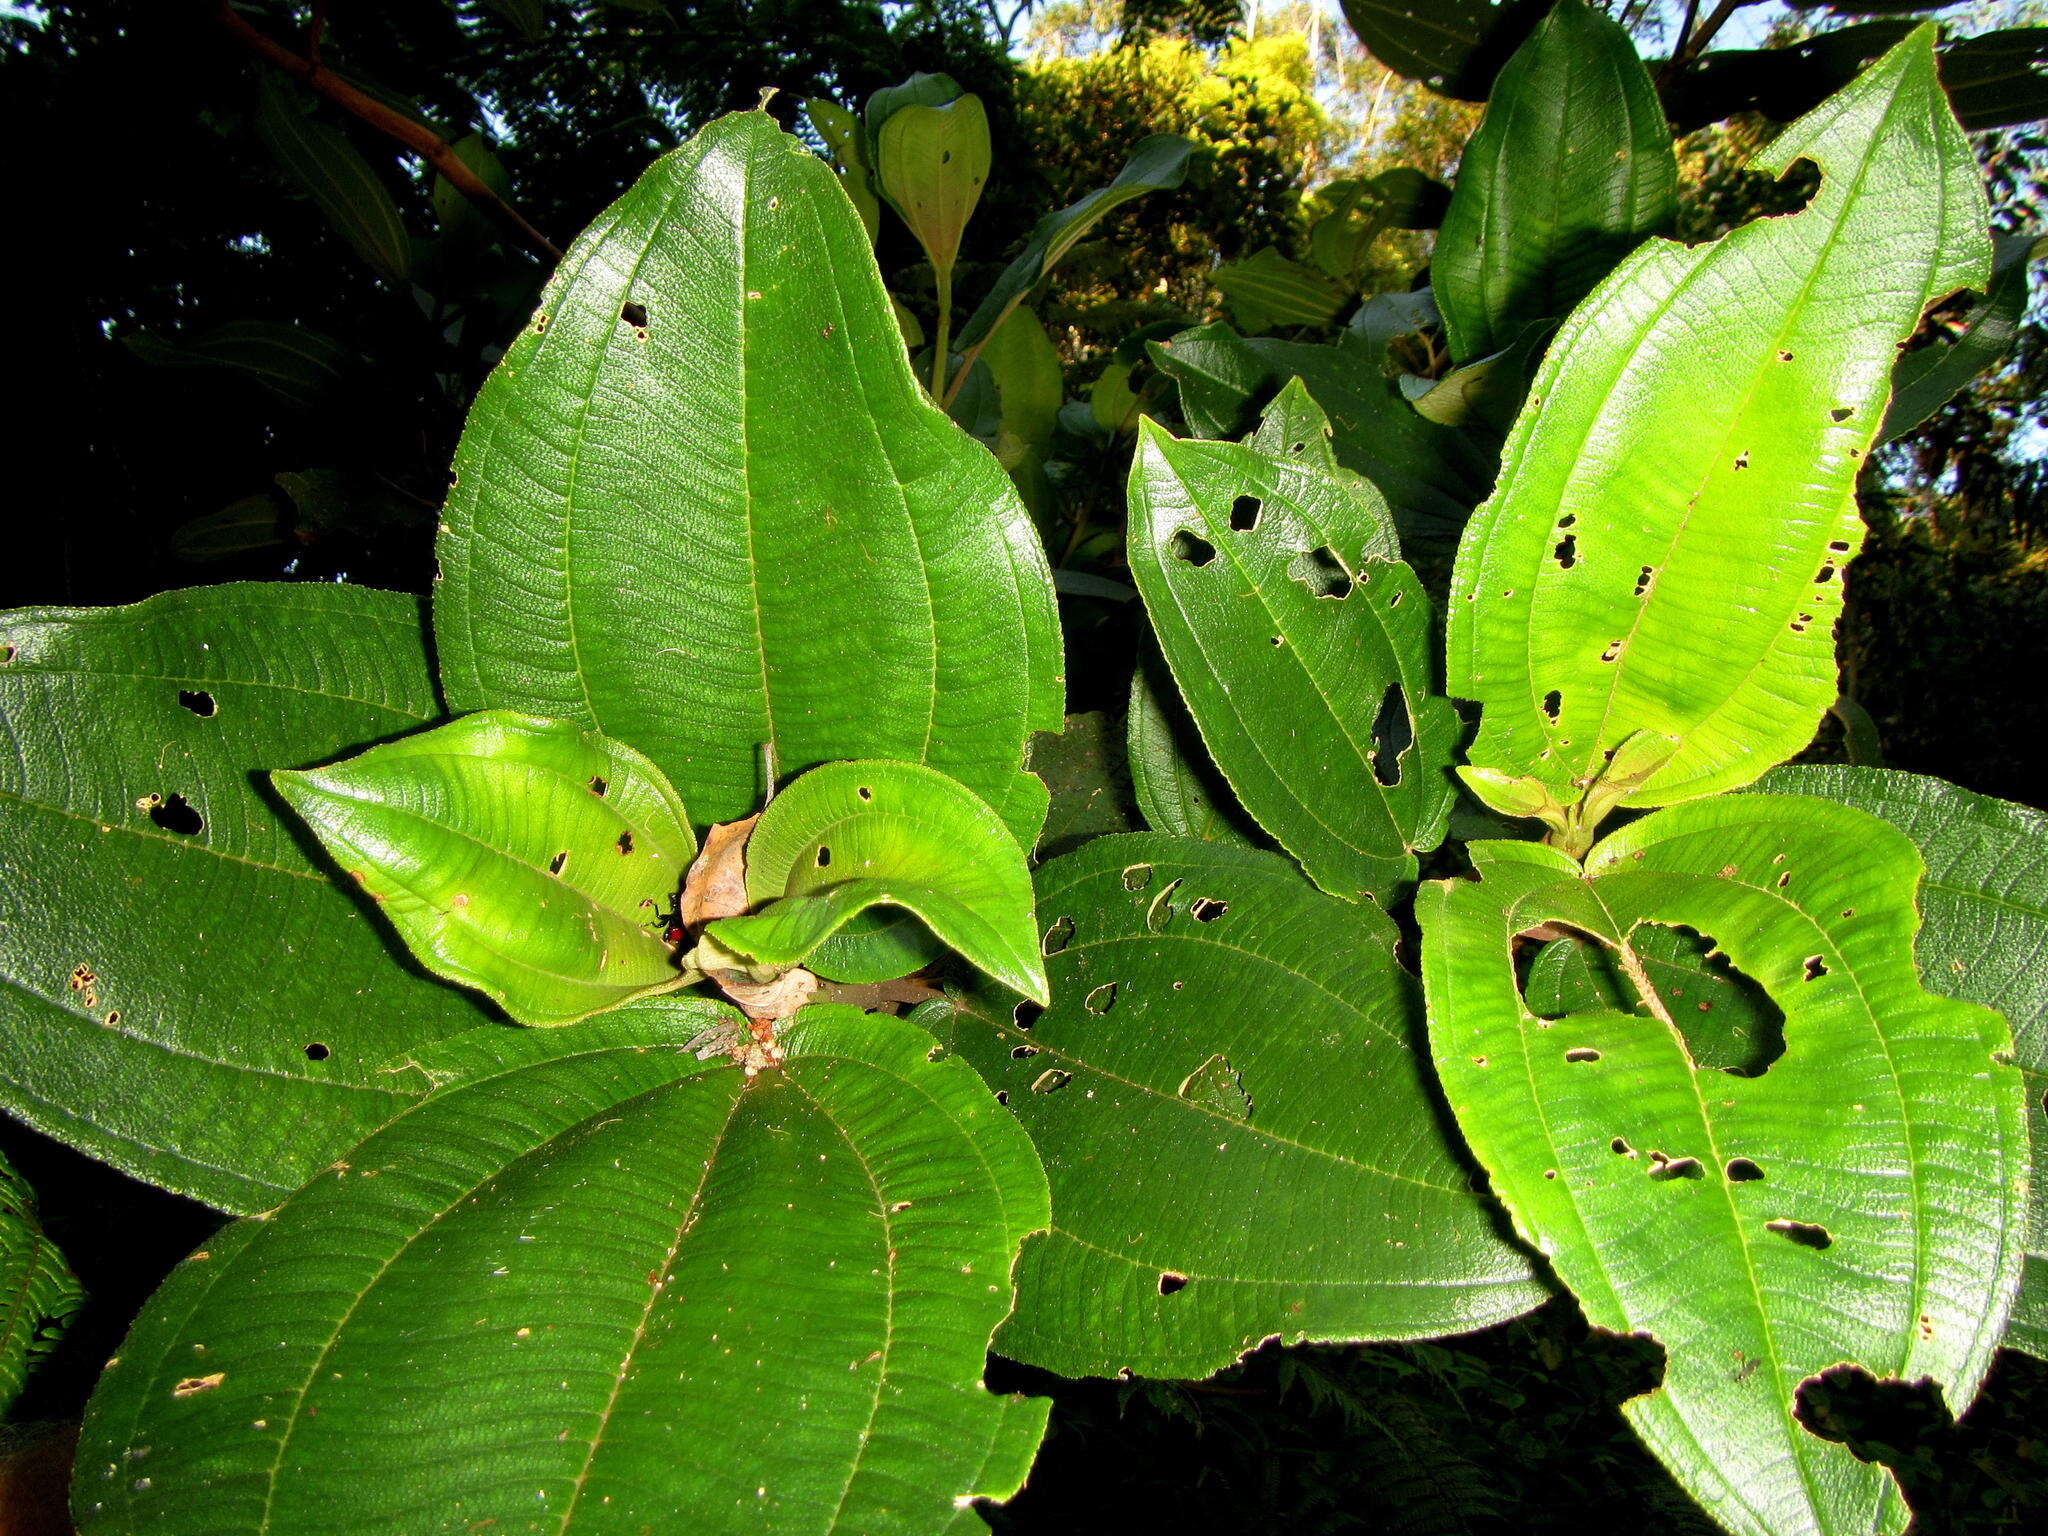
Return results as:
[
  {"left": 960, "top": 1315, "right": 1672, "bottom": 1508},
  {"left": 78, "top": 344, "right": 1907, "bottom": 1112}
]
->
[
  {"left": 0, "top": 585, "right": 490, "bottom": 1215},
  {"left": 1128, "top": 384, "right": 1459, "bottom": 903},
  {"left": 77, "top": 1004, "right": 1050, "bottom": 1535},
  {"left": 1448, "top": 31, "right": 1990, "bottom": 810},
  {"left": 943, "top": 834, "right": 1545, "bottom": 1381},
  {"left": 1433, "top": 0, "right": 1677, "bottom": 363},
  {"left": 435, "top": 110, "right": 1061, "bottom": 846},
  {"left": 276, "top": 710, "right": 696, "bottom": 1027},
  {"left": 1, "top": 1149, "right": 80, "bottom": 1413},
  {"left": 1420, "top": 795, "right": 2027, "bottom": 1536}
]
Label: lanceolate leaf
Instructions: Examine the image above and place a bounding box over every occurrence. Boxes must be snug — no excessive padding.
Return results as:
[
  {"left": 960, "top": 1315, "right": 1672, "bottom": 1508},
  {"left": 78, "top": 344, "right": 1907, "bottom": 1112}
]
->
[
  {"left": 1210, "top": 247, "right": 1347, "bottom": 334},
  {"left": 0, "top": 586, "right": 490, "bottom": 1215},
  {"left": 254, "top": 75, "right": 410, "bottom": 285},
  {"left": 943, "top": 835, "right": 1545, "bottom": 1380},
  {"left": 1882, "top": 232, "right": 2041, "bottom": 444},
  {"left": 435, "top": 110, "right": 1062, "bottom": 846},
  {"left": 1, "top": 1149, "right": 81, "bottom": 1413},
  {"left": 1126, "top": 649, "right": 1260, "bottom": 848},
  {"left": 1419, "top": 795, "right": 2027, "bottom": 1536},
  {"left": 75, "top": 1003, "right": 1051, "bottom": 1534},
  {"left": 1756, "top": 765, "right": 2048, "bottom": 1360},
  {"left": 1448, "top": 30, "right": 1990, "bottom": 811},
  {"left": 1433, "top": 0, "right": 1677, "bottom": 364},
  {"left": 1128, "top": 384, "right": 1459, "bottom": 904},
  {"left": 711, "top": 760, "right": 1047, "bottom": 1001},
  {"left": 275, "top": 711, "right": 697, "bottom": 1027}
]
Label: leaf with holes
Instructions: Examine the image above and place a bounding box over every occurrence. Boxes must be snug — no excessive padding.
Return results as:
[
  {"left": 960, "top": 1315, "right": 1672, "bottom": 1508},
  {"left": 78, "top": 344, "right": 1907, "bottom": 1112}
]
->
[
  {"left": 434, "top": 110, "right": 1061, "bottom": 847},
  {"left": 1756, "top": 764, "right": 2048, "bottom": 1361},
  {"left": 73, "top": 1003, "right": 1050, "bottom": 1534},
  {"left": 1128, "top": 382, "right": 1461, "bottom": 904},
  {"left": 940, "top": 834, "right": 1545, "bottom": 1380},
  {"left": 0, "top": 585, "right": 491, "bottom": 1215},
  {"left": 274, "top": 710, "right": 697, "bottom": 1027},
  {"left": 1, "top": 1148, "right": 80, "bottom": 1413},
  {"left": 1448, "top": 29, "right": 1990, "bottom": 811},
  {"left": 1419, "top": 794, "right": 2027, "bottom": 1536},
  {"left": 1433, "top": 0, "right": 1677, "bottom": 365},
  {"left": 707, "top": 759, "right": 1047, "bottom": 1001}
]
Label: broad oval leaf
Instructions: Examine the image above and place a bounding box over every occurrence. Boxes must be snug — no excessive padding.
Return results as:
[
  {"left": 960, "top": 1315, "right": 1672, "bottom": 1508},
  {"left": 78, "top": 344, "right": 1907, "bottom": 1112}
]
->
[
  {"left": 1128, "top": 383, "right": 1460, "bottom": 904},
  {"left": 0, "top": 585, "right": 491, "bottom": 1215},
  {"left": 435, "top": 110, "right": 1062, "bottom": 847},
  {"left": 1447, "top": 29, "right": 1990, "bottom": 809},
  {"left": 712, "top": 760, "right": 1047, "bottom": 1001},
  {"left": 943, "top": 834, "right": 1545, "bottom": 1381},
  {"left": 1419, "top": 794, "right": 2027, "bottom": 1536},
  {"left": 1, "top": 1149, "right": 80, "bottom": 1413},
  {"left": 875, "top": 91, "right": 990, "bottom": 278},
  {"left": 75, "top": 1003, "right": 1050, "bottom": 1534},
  {"left": 1433, "top": 0, "right": 1677, "bottom": 364},
  {"left": 275, "top": 710, "right": 697, "bottom": 1027}
]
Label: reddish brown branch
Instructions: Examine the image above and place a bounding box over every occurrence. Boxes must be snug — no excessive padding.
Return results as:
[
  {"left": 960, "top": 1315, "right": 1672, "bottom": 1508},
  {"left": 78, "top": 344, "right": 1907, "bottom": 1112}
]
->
[{"left": 214, "top": 0, "right": 563, "bottom": 264}]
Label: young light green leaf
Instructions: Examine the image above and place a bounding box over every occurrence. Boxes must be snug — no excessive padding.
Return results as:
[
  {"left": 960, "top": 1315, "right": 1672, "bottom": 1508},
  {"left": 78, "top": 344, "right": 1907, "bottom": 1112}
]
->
[
  {"left": 1449, "top": 28, "right": 1990, "bottom": 810},
  {"left": 805, "top": 97, "right": 881, "bottom": 242},
  {"left": 0, "top": 585, "right": 491, "bottom": 1215},
  {"left": 875, "top": 90, "right": 990, "bottom": 280},
  {"left": 254, "top": 74, "right": 410, "bottom": 285},
  {"left": 74, "top": 1004, "right": 1051, "bottom": 1534},
  {"left": 1210, "top": 246, "right": 1348, "bottom": 333},
  {"left": 1126, "top": 649, "right": 1260, "bottom": 848},
  {"left": 1419, "top": 794, "right": 2027, "bottom": 1536},
  {"left": 710, "top": 759, "right": 1048, "bottom": 1001},
  {"left": 982, "top": 304, "right": 1064, "bottom": 515},
  {"left": 1127, "top": 383, "right": 1459, "bottom": 904},
  {"left": 435, "top": 110, "right": 1062, "bottom": 849},
  {"left": 1433, "top": 0, "right": 1677, "bottom": 363},
  {"left": 275, "top": 710, "right": 696, "bottom": 1028},
  {"left": 1, "top": 1150, "right": 81, "bottom": 1414},
  {"left": 943, "top": 835, "right": 1545, "bottom": 1381}
]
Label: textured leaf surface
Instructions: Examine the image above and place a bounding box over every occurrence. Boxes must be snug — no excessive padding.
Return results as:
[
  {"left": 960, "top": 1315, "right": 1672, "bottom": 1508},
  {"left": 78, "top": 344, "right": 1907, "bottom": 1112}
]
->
[
  {"left": 1128, "top": 384, "right": 1459, "bottom": 903},
  {"left": 1, "top": 1149, "right": 80, "bottom": 1413},
  {"left": 713, "top": 760, "right": 1047, "bottom": 1000},
  {"left": 1434, "top": 0, "right": 1676, "bottom": 364},
  {"left": 1420, "top": 795, "right": 2027, "bottom": 1536},
  {"left": 435, "top": 110, "right": 1061, "bottom": 846},
  {"left": 1210, "top": 247, "right": 1347, "bottom": 333},
  {"left": 275, "top": 711, "right": 696, "bottom": 1026},
  {"left": 1757, "top": 765, "right": 2048, "bottom": 1359},
  {"left": 943, "top": 834, "right": 1544, "bottom": 1381},
  {"left": 1448, "top": 31, "right": 1990, "bottom": 809},
  {"left": 1126, "top": 651, "right": 1259, "bottom": 848},
  {"left": 76, "top": 1003, "right": 1050, "bottom": 1534},
  {"left": 0, "top": 585, "right": 490, "bottom": 1214}
]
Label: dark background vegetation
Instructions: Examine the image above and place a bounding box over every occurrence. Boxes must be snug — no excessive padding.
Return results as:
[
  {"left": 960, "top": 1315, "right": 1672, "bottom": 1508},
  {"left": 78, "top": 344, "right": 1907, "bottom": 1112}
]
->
[{"left": 3, "top": 1, "right": 2043, "bottom": 1530}]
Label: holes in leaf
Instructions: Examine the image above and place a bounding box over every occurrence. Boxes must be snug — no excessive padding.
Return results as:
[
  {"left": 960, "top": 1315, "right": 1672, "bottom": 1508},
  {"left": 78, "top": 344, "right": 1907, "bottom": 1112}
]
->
[
  {"left": 1122, "top": 864, "right": 1154, "bottom": 892},
  {"left": 815, "top": 845, "right": 832, "bottom": 869},
  {"left": 1726, "top": 1158, "right": 1765, "bottom": 1182},
  {"left": 1043, "top": 916, "right": 1074, "bottom": 955},
  {"left": 149, "top": 795, "right": 204, "bottom": 836},
  {"left": 1732, "top": 452, "right": 1750, "bottom": 471},
  {"left": 994, "top": 1090, "right": 1009, "bottom": 1105},
  {"left": 1031, "top": 1068, "right": 1072, "bottom": 1094},
  {"left": 1813, "top": 564, "right": 1837, "bottom": 584},
  {"left": 1610, "top": 1137, "right": 1635, "bottom": 1157},
  {"left": 1013, "top": 1000, "right": 1043, "bottom": 1031},
  {"left": 1557, "top": 514, "right": 1577, "bottom": 530},
  {"left": 177, "top": 690, "right": 217, "bottom": 718},
  {"left": 1010, "top": 1044, "right": 1040, "bottom": 1059},
  {"left": 1169, "top": 529, "right": 1216, "bottom": 567},
  {"left": 1084, "top": 982, "right": 1118, "bottom": 1014},
  {"left": 1541, "top": 690, "right": 1563, "bottom": 723},
  {"left": 1830, "top": 407, "right": 1853, "bottom": 423},
  {"left": 1634, "top": 566, "right": 1655, "bottom": 597},
  {"left": 1802, "top": 955, "right": 1829, "bottom": 981},
  {"left": 1776, "top": 350, "right": 1794, "bottom": 363},
  {"left": 1288, "top": 545, "right": 1352, "bottom": 599},
  {"left": 1766, "top": 1218, "right": 1833, "bottom": 1250},
  {"left": 1228, "top": 495, "right": 1261, "bottom": 531},
  {"left": 1190, "top": 897, "right": 1227, "bottom": 923},
  {"left": 304, "top": 1042, "right": 330, "bottom": 1062},
  {"left": 548, "top": 851, "right": 569, "bottom": 876},
  {"left": 616, "top": 831, "right": 635, "bottom": 855},
  {"left": 1564, "top": 1047, "right": 1602, "bottom": 1063},
  {"left": 1288, "top": 440, "right": 1307, "bottom": 455},
  {"left": 1600, "top": 639, "right": 1624, "bottom": 663},
  {"left": 1552, "top": 532, "right": 1578, "bottom": 569},
  {"left": 1827, "top": 539, "right": 1851, "bottom": 553},
  {"left": 1157, "top": 1272, "right": 1189, "bottom": 1296},
  {"left": 588, "top": 776, "right": 608, "bottom": 797},
  {"left": 1646, "top": 1153, "right": 1703, "bottom": 1181},
  {"left": 1372, "top": 683, "right": 1413, "bottom": 787},
  {"left": 619, "top": 301, "right": 648, "bottom": 328}
]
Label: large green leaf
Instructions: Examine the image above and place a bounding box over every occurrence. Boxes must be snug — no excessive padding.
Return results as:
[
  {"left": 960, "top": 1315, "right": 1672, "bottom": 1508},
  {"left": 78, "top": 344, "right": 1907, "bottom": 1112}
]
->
[
  {"left": 941, "top": 834, "right": 1546, "bottom": 1381},
  {"left": 1419, "top": 795, "right": 2027, "bottom": 1536},
  {"left": 708, "top": 760, "right": 1048, "bottom": 1001},
  {"left": 1, "top": 1149, "right": 80, "bottom": 1414},
  {"left": 1433, "top": 0, "right": 1677, "bottom": 364},
  {"left": 275, "top": 710, "right": 697, "bottom": 1027},
  {"left": 1128, "top": 383, "right": 1459, "bottom": 904},
  {"left": 434, "top": 110, "right": 1061, "bottom": 847},
  {"left": 0, "top": 585, "right": 491, "bottom": 1215},
  {"left": 1336, "top": 0, "right": 1547, "bottom": 100},
  {"left": 1447, "top": 29, "right": 1989, "bottom": 812},
  {"left": 75, "top": 1003, "right": 1050, "bottom": 1534},
  {"left": 1756, "top": 765, "right": 2048, "bottom": 1360}
]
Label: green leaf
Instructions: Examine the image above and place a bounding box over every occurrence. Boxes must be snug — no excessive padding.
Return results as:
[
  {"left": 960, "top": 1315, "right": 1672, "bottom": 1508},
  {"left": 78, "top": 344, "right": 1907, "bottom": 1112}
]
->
[
  {"left": 275, "top": 710, "right": 697, "bottom": 1028},
  {"left": 1448, "top": 28, "right": 1990, "bottom": 811},
  {"left": 430, "top": 130, "right": 509, "bottom": 240},
  {"left": 875, "top": 89, "right": 990, "bottom": 279},
  {"left": 1127, "top": 383, "right": 1459, "bottom": 904},
  {"left": 1028, "top": 711, "right": 1138, "bottom": 860},
  {"left": 1405, "top": 322, "right": 1551, "bottom": 444},
  {"left": 956, "top": 135, "right": 1194, "bottom": 352},
  {"left": 123, "top": 321, "right": 357, "bottom": 413},
  {"left": 1754, "top": 765, "right": 2048, "bottom": 1360},
  {"left": 74, "top": 1003, "right": 1051, "bottom": 1533},
  {"left": 1308, "top": 171, "right": 1451, "bottom": 286},
  {"left": 981, "top": 306, "right": 1063, "bottom": 520},
  {"left": 1, "top": 1149, "right": 81, "bottom": 1414},
  {"left": 0, "top": 585, "right": 491, "bottom": 1215},
  {"left": 1126, "top": 649, "right": 1260, "bottom": 848},
  {"left": 805, "top": 97, "right": 881, "bottom": 243},
  {"left": 1883, "top": 232, "right": 2041, "bottom": 443},
  {"left": 942, "top": 834, "right": 1545, "bottom": 1380},
  {"left": 1433, "top": 0, "right": 1677, "bottom": 364},
  {"left": 434, "top": 110, "right": 1061, "bottom": 848},
  {"left": 254, "top": 75, "right": 410, "bottom": 285},
  {"left": 1210, "top": 246, "right": 1347, "bottom": 334},
  {"left": 1336, "top": 0, "right": 1546, "bottom": 100},
  {"left": 1939, "top": 26, "right": 2048, "bottom": 133},
  {"left": 1419, "top": 794, "right": 2027, "bottom": 1536},
  {"left": 710, "top": 759, "right": 1048, "bottom": 1001}
]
